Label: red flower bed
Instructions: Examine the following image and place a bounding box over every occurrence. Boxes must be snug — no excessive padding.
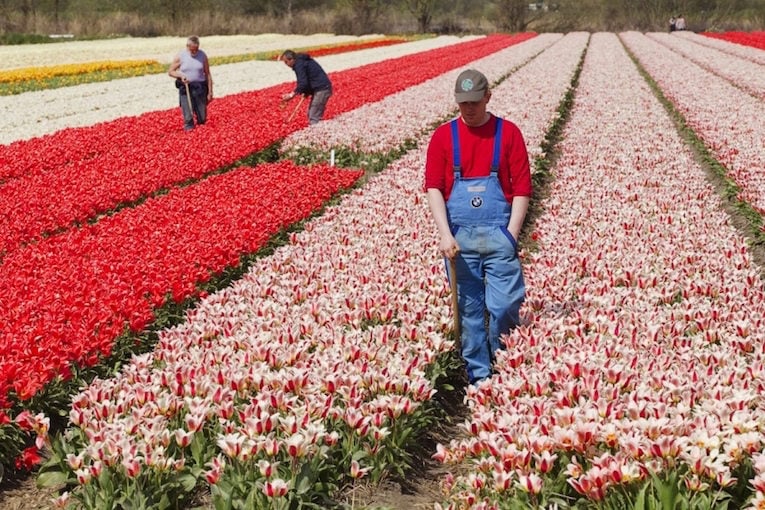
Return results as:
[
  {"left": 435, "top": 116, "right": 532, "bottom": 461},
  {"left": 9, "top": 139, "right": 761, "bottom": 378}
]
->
[
  {"left": 701, "top": 30, "right": 765, "bottom": 50},
  {"left": 0, "top": 162, "right": 362, "bottom": 410},
  {"left": 0, "top": 34, "right": 534, "bottom": 258}
]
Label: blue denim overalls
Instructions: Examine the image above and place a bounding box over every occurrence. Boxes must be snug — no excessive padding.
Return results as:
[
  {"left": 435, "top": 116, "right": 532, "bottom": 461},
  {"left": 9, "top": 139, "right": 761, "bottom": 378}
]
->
[{"left": 446, "top": 117, "right": 526, "bottom": 384}]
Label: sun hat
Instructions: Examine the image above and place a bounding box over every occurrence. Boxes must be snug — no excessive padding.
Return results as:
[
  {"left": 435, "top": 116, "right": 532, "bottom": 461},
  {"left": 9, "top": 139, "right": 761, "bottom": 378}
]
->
[{"left": 455, "top": 69, "right": 489, "bottom": 103}]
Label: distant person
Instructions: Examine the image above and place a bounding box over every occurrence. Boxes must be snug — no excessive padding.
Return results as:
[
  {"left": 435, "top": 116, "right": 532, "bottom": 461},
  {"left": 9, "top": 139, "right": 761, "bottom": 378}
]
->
[
  {"left": 169, "top": 35, "right": 213, "bottom": 131},
  {"left": 669, "top": 16, "right": 676, "bottom": 32},
  {"left": 675, "top": 15, "right": 686, "bottom": 31},
  {"left": 280, "top": 50, "right": 333, "bottom": 125}
]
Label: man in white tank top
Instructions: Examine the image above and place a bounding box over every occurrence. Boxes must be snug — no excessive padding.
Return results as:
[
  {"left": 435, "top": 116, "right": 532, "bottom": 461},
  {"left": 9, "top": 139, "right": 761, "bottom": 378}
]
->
[{"left": 168, "top": 35, "right": 214, "bottom": 131}]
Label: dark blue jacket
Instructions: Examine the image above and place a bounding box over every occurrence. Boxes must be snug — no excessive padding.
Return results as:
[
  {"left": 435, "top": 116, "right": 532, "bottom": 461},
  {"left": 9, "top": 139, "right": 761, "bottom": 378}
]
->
[{"left": 292, "top": 54, "right": 331, "bottom": 95}]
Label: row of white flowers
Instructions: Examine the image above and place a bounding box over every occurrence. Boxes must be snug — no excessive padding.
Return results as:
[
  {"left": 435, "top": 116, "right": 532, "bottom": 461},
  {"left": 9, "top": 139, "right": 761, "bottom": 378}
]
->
[
  {"left": 280, "top": 33, "right": 566, "bottom": 155},
  {"left": 0, "top": 33, "right": 385, "bottom": 70},
  {"left": 436, "top": 31, "right": 765, "bottom": 509},
  {"left": 678, "top": 31, "right": 765, "bottom": 66},
  {"left": 621, "top": 31, "right": 765, "bottom": 217},
  {"left": 648, "top": 32, "right": 765, "bottom": 100},
  {"left": 0, "top": 34, "right": 478, "bottom": 145},
  {"left": 487, "top": 31, "right": 589, "bottom": 165}
]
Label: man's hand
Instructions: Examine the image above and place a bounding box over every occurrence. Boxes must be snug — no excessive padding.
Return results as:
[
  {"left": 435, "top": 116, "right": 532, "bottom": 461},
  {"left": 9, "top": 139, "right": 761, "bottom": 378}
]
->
[{"left": 439, "top": 236, "right": 460, "bottom": 260}]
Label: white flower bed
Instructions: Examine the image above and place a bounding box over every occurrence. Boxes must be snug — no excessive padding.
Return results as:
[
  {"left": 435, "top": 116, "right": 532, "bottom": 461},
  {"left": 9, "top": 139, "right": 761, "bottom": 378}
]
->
[
  {"left": 0, "top": 35, "right": 477, "bottom": 145},
  {"left": 647, "top": 32, "right": 765, "bottom": 100},
  {"left": 280, "top": 33, "right": 565, "bottom": 155},
  {"left": 678, "top": 31, "right": 765, "bottom": 66},
  {"left": 621, "top": 31, "right": 765, "bottom": 216},
  {"left": 0, "top": 33, "right": 385, "bottom": 70}
]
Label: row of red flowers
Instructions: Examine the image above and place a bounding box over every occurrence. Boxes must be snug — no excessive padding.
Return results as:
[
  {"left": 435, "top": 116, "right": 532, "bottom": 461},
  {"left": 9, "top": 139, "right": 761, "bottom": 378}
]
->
[
  {"left": 0, "top": 34, "right": 532, "bottom": 258},
  {"left": 701, "top": 30, "right": 765, "bottom": 50},
  {"left": 0, "top": 161, "right": 362, "bottom": 414}
]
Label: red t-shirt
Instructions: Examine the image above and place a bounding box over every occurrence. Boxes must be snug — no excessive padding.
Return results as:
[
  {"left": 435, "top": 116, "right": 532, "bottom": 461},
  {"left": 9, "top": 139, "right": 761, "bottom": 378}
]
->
[{"left": 424, "top": 114, "right": 532, "bottom": 202}]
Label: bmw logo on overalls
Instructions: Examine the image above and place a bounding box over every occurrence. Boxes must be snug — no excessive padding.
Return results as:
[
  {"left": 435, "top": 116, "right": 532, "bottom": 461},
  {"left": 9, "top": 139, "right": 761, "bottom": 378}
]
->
[{"left": 471, "top": 196, "right": 483, "bottom": 208}]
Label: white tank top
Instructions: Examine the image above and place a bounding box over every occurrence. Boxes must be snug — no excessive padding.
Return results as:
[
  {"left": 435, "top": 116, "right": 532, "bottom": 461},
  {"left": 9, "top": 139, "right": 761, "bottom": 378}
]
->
[{"left": 179, "top": 50, "right": 207, "bottom": 83}]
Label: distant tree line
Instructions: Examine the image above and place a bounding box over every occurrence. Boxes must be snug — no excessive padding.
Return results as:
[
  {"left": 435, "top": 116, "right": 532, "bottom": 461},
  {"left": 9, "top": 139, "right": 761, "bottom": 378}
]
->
[{"left": 1, "top": 0, "right": 763, "bottom": 40}]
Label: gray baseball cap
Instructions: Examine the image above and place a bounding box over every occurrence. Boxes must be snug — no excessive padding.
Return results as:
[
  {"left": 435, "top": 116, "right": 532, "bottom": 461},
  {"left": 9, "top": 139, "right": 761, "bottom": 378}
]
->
[{"left": 455, "top": 69, "right": 488, "bottom": 103}]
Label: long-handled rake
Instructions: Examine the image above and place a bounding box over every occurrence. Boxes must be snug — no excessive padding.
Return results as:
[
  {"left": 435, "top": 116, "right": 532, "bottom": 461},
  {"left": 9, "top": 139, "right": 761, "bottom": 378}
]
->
[
  {"left": 183, "top": 81, "right": 194, "bottom": 117},
  {"left": 285, "top": 94, "right": 305, "bottom": 124},
  {"left": 449, "top": 257, "right": 461, "bottom": 351}
]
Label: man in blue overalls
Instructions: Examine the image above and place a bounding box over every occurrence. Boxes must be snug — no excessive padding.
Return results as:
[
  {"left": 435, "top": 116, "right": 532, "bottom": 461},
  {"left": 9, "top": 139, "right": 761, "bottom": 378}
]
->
[{"left": 425, "top": 69, "right": 533, "bottom": 385}]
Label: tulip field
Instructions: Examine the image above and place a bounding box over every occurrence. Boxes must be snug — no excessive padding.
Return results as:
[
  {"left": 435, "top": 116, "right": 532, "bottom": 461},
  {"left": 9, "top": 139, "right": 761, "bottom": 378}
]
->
[{"left": 1, "top": 28, "right": 765, "bottom": 510}]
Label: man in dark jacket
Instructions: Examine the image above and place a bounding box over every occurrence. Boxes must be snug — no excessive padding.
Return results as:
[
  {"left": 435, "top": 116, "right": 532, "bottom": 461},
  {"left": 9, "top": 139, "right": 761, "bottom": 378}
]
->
[{"left": 280, "top": 50, "right": 333, "bottom": 124}]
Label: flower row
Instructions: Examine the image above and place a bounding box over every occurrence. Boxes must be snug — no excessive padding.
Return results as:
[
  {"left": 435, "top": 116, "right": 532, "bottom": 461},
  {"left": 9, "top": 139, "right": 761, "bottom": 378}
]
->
[
  {"left": 683, "top": 31, "right": 765, "bottom": 66},
  {"left": 702, "top": 30, "right": 765, "bottom": 50},
  {"left": 435, "top": 32, "right": 765, "bottom": 510},
  {"left": 648, "top": 32, "right": 765, "bottom": 100},
  {"left": 281, "top": 32, "right": 564, "bottom": 156},
  {"left": 0, "top": 33, "right": 388, "bottom": 70},
  {"left": 0, "top": 59, "right": 161, "bottom": 84},
  {"left": 251, "top": 35, "right": 409, "bottom": 62}
]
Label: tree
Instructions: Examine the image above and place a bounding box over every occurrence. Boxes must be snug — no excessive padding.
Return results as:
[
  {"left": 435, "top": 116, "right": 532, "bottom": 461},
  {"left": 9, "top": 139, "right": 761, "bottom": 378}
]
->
[
  {"left": 402, "top": 0, "right": 438, "bottom": 32},
  {"left": 19, "top": 0, "right": 38, "bottom": 30},
  {"left": 617, "top": 0, "right": 671, "bottom": 30},
  {"left": 336, "top": 0, "right": 385, "bottom": 33},
  {"left": 491, "top": 0, "right": 546, "bottom": 32},
  {"left": 51, "top": 0, "right": 69, "bottom": 27}
]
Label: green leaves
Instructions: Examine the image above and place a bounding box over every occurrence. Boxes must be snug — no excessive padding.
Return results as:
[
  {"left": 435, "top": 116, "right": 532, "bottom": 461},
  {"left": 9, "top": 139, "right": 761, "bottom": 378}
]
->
[
  {"left": 36, "top": 468, "right": 70, "bottom": 488},
  {"left": 651, "top": 470, "right": 681, "bottom": 510}
]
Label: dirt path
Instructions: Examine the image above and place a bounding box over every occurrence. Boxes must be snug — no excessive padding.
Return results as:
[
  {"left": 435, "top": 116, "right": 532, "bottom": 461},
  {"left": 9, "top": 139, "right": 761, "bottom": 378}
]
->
[
  {"left": 0, "top": 476, "right": 58, "bottom": 510},
  {"left": 350, "top": 377, "right": 469, "bottom": 509}
]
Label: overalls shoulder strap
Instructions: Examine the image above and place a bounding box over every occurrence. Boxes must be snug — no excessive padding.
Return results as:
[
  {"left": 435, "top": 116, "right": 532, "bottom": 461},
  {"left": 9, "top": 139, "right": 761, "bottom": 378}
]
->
[
  {"left": 490, "top": 117, "right": 503, "bottom": 174},
  {"left": 450, "top": 119, "right": 462, "bottom": 179},
  {"left": 450, "top": 116, "right": 504, "bottom": 179}
]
